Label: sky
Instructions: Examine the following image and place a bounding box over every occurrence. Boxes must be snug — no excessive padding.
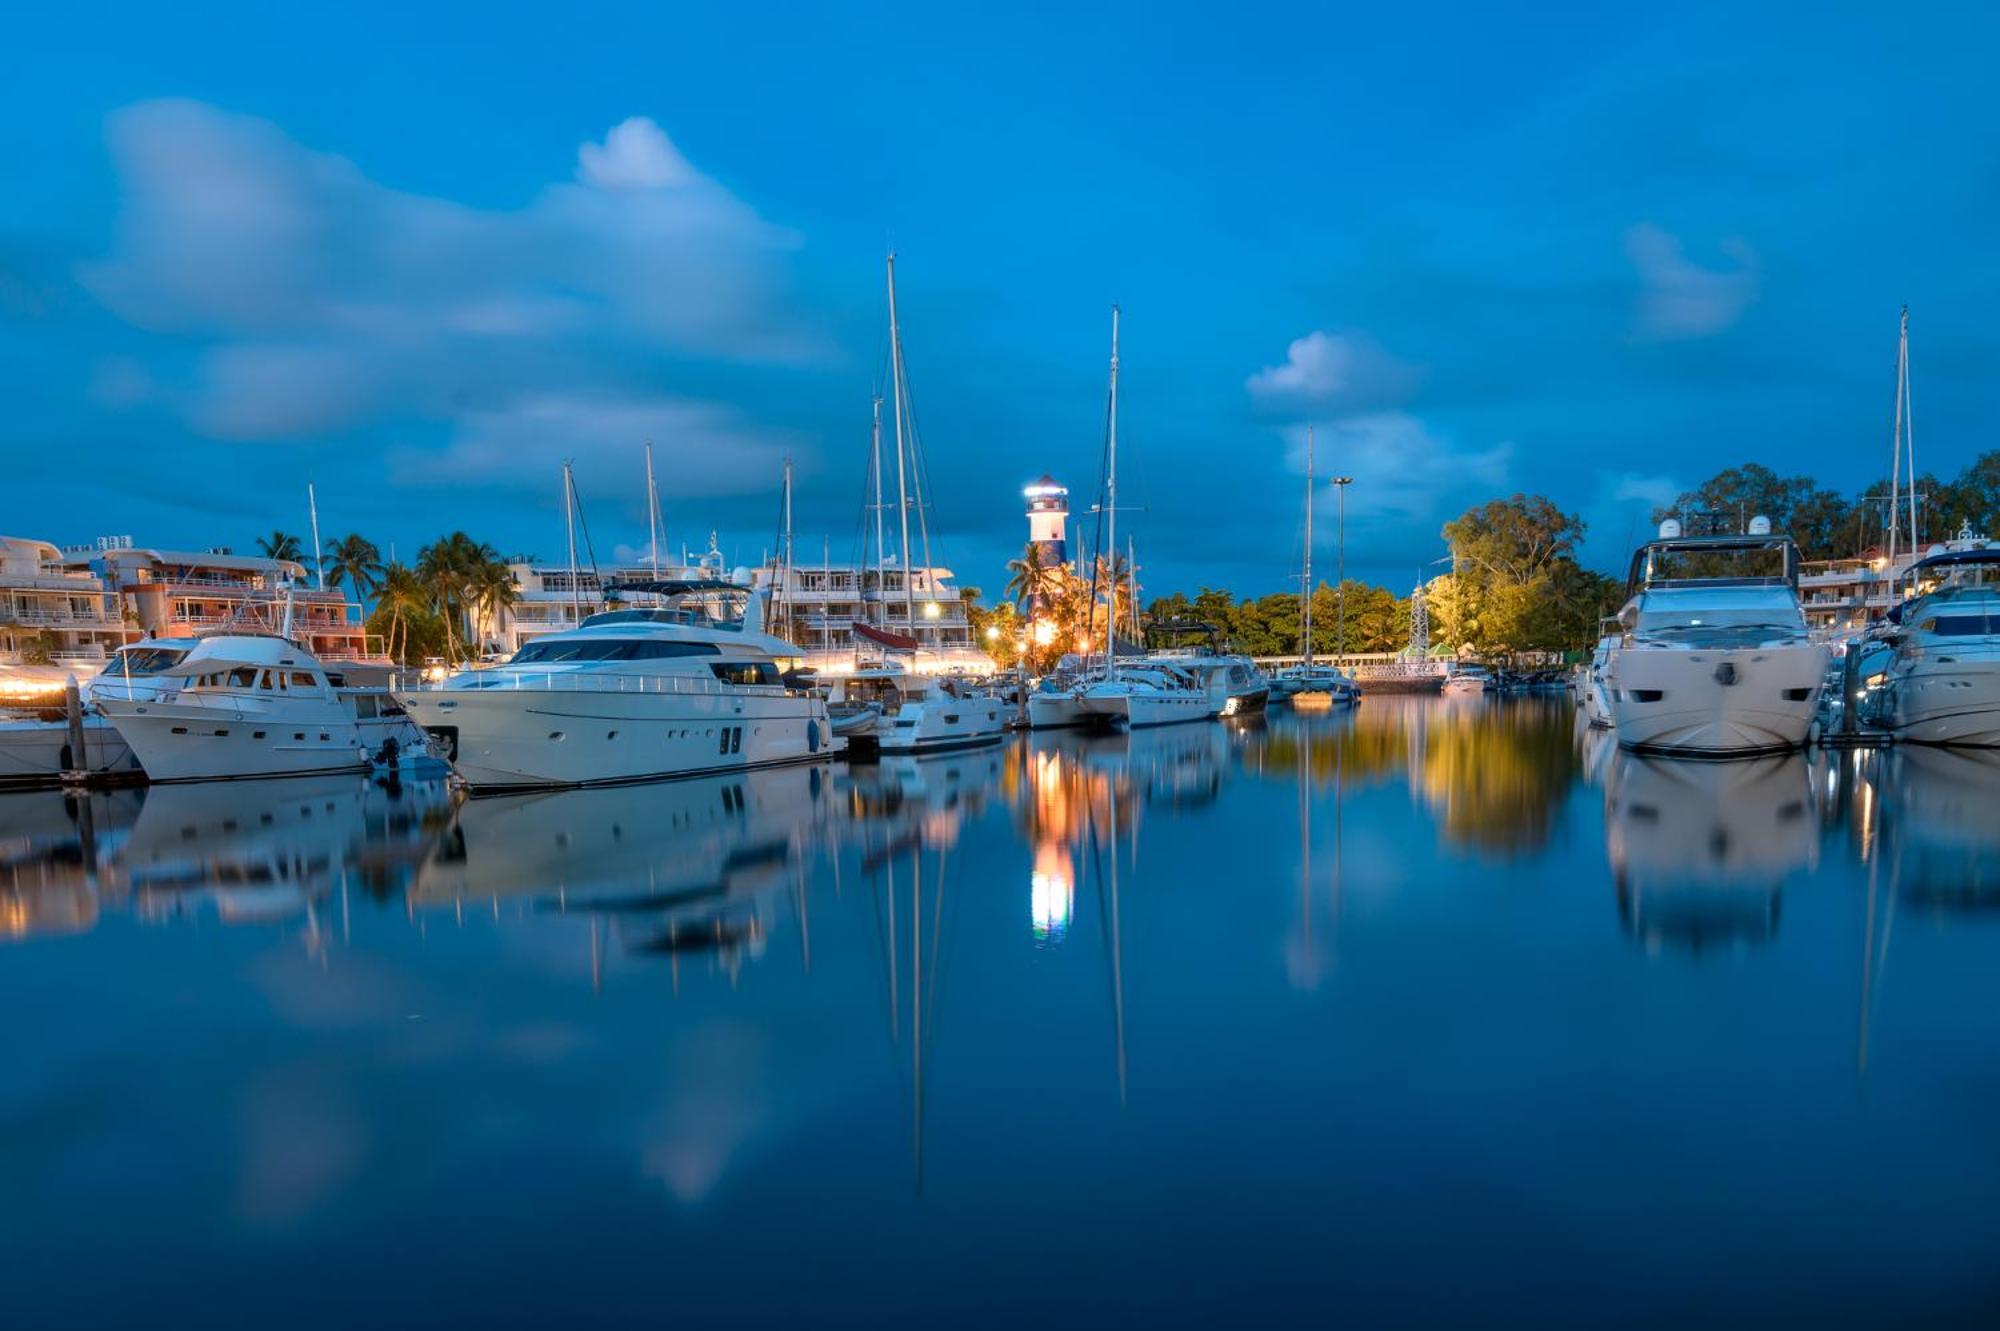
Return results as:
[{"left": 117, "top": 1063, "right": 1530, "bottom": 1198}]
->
[{"left": 3, "top": 1, "right": 1998, "bottom": 599}]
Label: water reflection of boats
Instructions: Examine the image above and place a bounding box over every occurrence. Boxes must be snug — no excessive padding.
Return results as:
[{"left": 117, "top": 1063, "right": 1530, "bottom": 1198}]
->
[
  {"left": 1873, "top": 746, "right": 2000, "bottom": 911},
  {"left": 0, "top": 788, "right": 143, "bottom": 938},
  {"left": 414, "top": 763, "right": 833, "bottom": 959},
  {"left": 106, "top": 775, "right": 452, "bottom": 925},
  {"left": 1604, "top": 752, "right": 1815, "bottom": 952}
]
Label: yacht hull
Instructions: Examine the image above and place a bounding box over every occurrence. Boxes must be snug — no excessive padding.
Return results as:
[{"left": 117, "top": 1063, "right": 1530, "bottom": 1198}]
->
[
  {"left": 396, "top": 688, "right": 831, "bottom": 790},
  {"left": 100, "top": 705, "right": 370, "bottom": 782},
  {"left": 1078, "top": 688, "right": 1214, "bottom": 728},
  {"left": 1887, "top": 659, "right": 2000, "bottom": 746},
  {"left": 1608, "top": 643, "right": 1827, "bottom": 755}
]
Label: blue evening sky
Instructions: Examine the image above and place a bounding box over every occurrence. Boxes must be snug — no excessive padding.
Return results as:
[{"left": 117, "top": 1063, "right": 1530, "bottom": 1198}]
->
[{"left": 2, "top": 1, "right": 1995, "bottom": 598}]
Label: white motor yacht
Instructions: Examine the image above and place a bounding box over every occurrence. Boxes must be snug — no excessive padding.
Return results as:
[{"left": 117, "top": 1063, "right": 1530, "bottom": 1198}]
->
[
  {"left": 1077, "top": 663, "right": 1215, "bottom": 729},
  {"left": 827, "top": 664, "right": 1008, "bottom": 754},
  {"left": 395, "top": 580, "right": 831, "bottom": 791},
  {"left": 1868, "top": 546, "right": 2000, "bottom": 745},
  {"left": 1441, "top": 665, "right": 1492, "bottom": 696},
  {"left": 1154, "top": 652, "right": 1270, "bottom": 716},
  {"left": 1606, "top": 521, "right": 1828, "bottom": 756},
  {"left": 94, "top": 633, "right": 427, "bottom": 782}
]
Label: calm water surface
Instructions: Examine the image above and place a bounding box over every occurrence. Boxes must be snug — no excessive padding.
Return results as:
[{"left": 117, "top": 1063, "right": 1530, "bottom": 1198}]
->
[{"left": 6, "top": 698, "right": 2000, "bottom": 1327}]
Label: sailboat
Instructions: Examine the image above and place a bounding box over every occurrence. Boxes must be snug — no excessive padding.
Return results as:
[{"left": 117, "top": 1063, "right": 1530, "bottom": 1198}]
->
[
  {"left": 1074, "top": 307, "right": 1214, "bottom": 730},
  {"left": 829, "top": 255, "right": 1008, "bottom": 753},
  {"left": 1269, "top": 425, "right": 1358, "bottom": 706}
]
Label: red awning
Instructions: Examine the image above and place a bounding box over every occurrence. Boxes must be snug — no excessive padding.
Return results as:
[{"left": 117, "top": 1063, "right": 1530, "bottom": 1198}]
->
[{"left": 852, "top": 622, "right": 920, "bottom": 652}]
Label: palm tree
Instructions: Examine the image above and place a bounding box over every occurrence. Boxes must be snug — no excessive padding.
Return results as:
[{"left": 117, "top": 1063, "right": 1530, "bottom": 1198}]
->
[
  {"left": 416, "top": 532, "right": 511, "bottom": 661},
  {"left": 323, "top": 533, "right": 384, "bottom": 610},
  {"left": 1003, "top": 544, "right": 1059, "bottom": 609},
  {"left": 375, "top": 562, "right": 427, "bottom": 664},
  {"left": 256, "top": 530, "right": 304, "bottom": 562},
  {"left": 467, "top": 556, "right": 520, "bottom": 653}
]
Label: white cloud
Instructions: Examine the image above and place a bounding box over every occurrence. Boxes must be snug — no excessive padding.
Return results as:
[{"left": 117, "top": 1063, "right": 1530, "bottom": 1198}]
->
[
  {"left": 1287, "top": 412, "right": 1513, "bottom": 524},
  {"left": 394, "top": 394, "right": 799, "bottom": 502},
  {"left": 1624, "top": 223, "right": 1758, "bottom": 340},
  {"left": 577, "top": 116, "right": 697, "bottom": 190},
  {"left": 79, "top": 100, "right": 816, "bottom": 450},
  {"left": 1247, "top": 329, "right": 1418, "bottom": 409},
  {"left": 1607, "top": 470, "right": 1681, "bottom": 510}
]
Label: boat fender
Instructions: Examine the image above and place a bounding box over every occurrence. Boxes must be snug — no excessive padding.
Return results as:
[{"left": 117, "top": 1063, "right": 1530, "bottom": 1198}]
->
[{"left": 807, "top": 719, "right": 821, "bottom": 753}]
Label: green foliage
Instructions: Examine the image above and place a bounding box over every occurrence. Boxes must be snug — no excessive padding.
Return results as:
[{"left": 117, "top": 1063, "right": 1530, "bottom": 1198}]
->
[
  {"left": 366, "top": 601, "right": 447, "bottom": 666},
  {"left": 256, "top": 530, "right": 304, "bottom": 563},
  {"left": 1659, "top": 451, "right": 2000, "bottom": 559},
  {"left": 18, "top": 633, "right": 55, "bottom": 666}
]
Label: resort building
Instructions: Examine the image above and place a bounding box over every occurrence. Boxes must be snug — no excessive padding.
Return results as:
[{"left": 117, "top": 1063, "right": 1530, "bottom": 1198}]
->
[
  {"left": 486, "top": 534, "right": 986, "bottom": 670},
  {"left": 770, "top": 557, "right": 980, "bottom": 665},
  {"left": 1798, "top": 524, "right": 1997, "bottom": 637},
  {"left": 59, "top": 539, "right": 374, "bottom": 662},
  {"left": 0, "top": 535, "right": 130, "bottom": 680}
]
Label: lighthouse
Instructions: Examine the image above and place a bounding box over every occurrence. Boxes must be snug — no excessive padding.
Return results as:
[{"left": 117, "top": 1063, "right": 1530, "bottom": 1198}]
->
[{"left": 1024, "top": 474, "right": 1069, "bottom": 569}]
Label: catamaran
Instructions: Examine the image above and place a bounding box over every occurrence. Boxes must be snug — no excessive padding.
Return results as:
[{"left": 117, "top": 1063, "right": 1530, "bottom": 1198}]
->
[{"left": 1605, "top": 519, "right": 1828, "bottom": 755}]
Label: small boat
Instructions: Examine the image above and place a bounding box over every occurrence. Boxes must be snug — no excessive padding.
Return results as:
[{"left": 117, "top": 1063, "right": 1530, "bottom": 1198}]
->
[
  {"left": 827, "top": 664, "right": 1008, "bottom": 754},
  {"left": 1441, "top": 665, "right": 1492, "bottom": 696},
  {"left": 1605, "top": 519, "right": 1827, "bottom": 756}
]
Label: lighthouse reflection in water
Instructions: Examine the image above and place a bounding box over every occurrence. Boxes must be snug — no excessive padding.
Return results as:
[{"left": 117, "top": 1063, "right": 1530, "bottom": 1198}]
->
[{"left": 9, "top": 699, "right": 2000, "bottom": 1326}]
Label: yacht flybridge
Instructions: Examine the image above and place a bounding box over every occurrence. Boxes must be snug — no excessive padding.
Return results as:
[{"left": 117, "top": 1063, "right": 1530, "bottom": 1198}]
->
[
  {"left": 395, "top": 580, "right": 832, "bottom": 791},
  {"left": 1605, "top": 520, "right": 1828, "bottom": 755},
  {"left": 1870, "top": 545, "right": 2000, "bottom": 746}
]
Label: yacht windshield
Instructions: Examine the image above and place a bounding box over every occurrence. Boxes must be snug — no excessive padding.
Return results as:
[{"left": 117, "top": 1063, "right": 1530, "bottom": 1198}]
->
[
  {"left": 511, "top": 639, "right": 720, "bottom": 664},
  {"left": 108, "top": 647, "right": 191, "bottom": 675},
  {"left": 1643, "top": 544, "right": 1790, "bottom": 585}
]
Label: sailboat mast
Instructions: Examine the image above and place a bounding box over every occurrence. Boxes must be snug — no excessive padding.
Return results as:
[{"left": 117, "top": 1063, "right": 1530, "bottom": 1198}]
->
[
  {"left": 1888, "top": 307, "right": 1908, "bottom": 571},
  {"left": 1903, "top": 307, "right": 1918, "bottom": 555},
  {"left": 887, "top": 254, "right": 916, "bottom": 630},
  {"left": 871, "top": 396, "right": 887, "bottom": 629},
  {"left": 780, "top": 455, "right": 795, "bottom": 637},
  {"left": 563, "top": 461, "right": 581, "bottom": 626},
  {"left": 1303, "top": 425, "right": 1314, "bottom": 666},
  {"left": 307, "top": 482, "right": 326, "bottom": 590},
  {"left": 644, "top": 440, "right": 662, "bottom": 578},
  {"left": 1104, "top": 304, "right": 1120, "bottom": 680}
]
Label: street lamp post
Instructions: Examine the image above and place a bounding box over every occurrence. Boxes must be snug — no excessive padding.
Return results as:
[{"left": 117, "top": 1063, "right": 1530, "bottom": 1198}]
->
[{"left": 1332, "top": 477, "right": 1353, "bottom": 663}]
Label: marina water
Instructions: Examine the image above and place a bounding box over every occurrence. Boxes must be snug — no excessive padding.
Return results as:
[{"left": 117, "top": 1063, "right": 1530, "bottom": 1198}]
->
[{"left": 5, "top": 698, "right": 2000, "bottom": 1325}]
